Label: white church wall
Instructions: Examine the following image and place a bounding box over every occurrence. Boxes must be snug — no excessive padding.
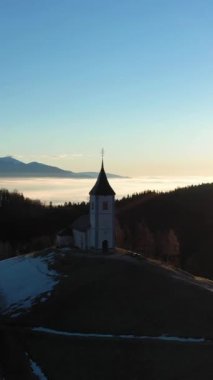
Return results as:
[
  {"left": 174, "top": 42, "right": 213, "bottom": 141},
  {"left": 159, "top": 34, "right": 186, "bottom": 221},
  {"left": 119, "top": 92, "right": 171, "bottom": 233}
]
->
[
  {"left": 73, "top": 229, "right": 89, "bottom": 250},
  {"left": 73, "top": 229, "right": 84, "bottom": 250}
]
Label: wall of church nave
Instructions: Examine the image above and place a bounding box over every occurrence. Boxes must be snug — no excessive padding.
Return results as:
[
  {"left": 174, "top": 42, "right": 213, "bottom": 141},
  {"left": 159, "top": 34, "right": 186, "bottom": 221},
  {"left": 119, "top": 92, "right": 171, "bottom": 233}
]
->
[
  {"left": 56, "top": 235, "right": 73, "bottom": 248},
  {"left": 73, "top": 229, "right": 88, "bottom": 250}
]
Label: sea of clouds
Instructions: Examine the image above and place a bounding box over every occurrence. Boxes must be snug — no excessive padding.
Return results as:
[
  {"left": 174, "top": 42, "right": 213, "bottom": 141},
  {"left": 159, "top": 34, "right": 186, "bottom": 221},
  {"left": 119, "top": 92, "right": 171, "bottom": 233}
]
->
[{"left": 1, "top": 176, "right": 213, "bottom": 205}]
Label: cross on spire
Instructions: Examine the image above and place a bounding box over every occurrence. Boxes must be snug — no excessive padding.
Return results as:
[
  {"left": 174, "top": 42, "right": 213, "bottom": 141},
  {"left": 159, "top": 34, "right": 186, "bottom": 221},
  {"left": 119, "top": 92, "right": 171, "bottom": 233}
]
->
[
  {"left": 101, "top": 148, "right": 104, "bottom": 170},
  {"left": 101, "top": 148, "right": 104, "bottom": 159}
]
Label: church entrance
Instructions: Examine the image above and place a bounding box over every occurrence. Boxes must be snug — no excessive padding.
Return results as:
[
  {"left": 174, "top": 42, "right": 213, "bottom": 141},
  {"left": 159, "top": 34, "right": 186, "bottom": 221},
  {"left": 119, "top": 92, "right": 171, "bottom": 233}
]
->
[{"left": 102, "top": 240, "right": 108, "bottom": 253}]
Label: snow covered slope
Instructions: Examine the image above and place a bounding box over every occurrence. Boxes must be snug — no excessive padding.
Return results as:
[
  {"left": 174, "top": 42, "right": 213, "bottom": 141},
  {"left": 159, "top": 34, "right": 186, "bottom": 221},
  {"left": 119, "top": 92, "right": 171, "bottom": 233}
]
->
[{"left": 0, "top": 251, "right": 59, "bottom": 317}]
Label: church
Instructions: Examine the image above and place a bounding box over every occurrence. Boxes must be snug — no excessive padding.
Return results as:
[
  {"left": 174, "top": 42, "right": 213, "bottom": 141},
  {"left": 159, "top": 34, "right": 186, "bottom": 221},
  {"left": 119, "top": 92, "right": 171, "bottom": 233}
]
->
[{"left": 56, "top": 159, "right": 116, "bottom": 252}]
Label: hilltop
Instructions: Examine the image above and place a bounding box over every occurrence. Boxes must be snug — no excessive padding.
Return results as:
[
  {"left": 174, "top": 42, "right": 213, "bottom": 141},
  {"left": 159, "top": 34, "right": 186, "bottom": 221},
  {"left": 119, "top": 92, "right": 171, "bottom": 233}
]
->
[
  {"left": 1, "top": 249, "right": 213, "bottom": 379},
  {"left": 0, "top": 156, "right": 124, "bottom": 178}
]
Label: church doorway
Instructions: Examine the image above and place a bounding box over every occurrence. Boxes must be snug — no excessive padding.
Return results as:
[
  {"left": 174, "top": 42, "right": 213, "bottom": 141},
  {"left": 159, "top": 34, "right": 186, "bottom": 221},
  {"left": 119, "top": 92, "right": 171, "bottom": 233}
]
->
[{"left": 102, "top": 240, "right": 108, "bottom": 253}]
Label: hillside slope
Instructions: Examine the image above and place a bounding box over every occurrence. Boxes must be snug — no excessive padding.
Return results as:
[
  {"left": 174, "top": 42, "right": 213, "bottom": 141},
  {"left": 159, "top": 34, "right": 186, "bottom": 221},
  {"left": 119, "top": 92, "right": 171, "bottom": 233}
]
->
[
  {"left": 17, "top": 250, "right": 213, "bottom": 337},
  {"left": 1, "top": 249, "right": 213, "bottom": 379}
]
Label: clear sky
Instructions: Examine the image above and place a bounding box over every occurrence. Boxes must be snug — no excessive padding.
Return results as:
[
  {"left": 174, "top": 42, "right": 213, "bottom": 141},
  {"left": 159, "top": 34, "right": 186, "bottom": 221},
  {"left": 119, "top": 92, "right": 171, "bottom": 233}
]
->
[{"left": 0, "top": 0, "right": 213, "bottom": 176}]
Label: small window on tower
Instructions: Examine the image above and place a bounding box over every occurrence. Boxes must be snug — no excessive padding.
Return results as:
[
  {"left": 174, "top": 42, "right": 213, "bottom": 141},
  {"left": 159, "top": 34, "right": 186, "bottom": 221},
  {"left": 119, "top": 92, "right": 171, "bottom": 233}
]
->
[{"left": 103, "top": 201, "right": 108, "bottom": 210}]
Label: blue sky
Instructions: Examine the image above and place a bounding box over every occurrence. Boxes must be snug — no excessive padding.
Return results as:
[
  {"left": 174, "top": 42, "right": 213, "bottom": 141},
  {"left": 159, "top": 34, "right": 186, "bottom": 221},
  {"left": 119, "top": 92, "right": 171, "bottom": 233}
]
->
[{"left": 0, "top": 0, "right": 213, "bottom": 175}]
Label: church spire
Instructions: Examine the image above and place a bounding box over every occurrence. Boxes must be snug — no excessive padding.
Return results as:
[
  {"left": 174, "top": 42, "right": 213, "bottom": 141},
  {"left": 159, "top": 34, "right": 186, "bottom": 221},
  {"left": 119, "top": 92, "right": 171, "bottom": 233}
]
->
[{"left": 89, "top": 152, "right": 115, "bottom": 196}]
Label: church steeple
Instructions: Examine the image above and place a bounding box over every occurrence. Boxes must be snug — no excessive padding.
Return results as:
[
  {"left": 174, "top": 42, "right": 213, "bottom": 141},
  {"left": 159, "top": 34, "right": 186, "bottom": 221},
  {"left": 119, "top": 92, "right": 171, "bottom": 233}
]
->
[
  {"left": 89, "top": 154, "right": 115, "bottom": 251},
  {"left": 89, "top": 156, "right": 115, "bottom": 196}
]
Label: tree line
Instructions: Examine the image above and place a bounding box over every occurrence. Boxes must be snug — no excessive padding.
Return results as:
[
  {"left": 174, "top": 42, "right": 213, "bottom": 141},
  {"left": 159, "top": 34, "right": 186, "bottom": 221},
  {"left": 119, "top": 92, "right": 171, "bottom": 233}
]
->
[{"left": 0, "top": 189, "right": 88, "bottom": 257}]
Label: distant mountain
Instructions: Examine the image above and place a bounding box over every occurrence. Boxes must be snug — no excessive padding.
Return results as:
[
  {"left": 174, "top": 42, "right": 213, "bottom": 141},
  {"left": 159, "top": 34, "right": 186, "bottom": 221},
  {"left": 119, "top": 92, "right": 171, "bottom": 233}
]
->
[{"left": 0, "top": 156, "right": 125, "bottom": 178}]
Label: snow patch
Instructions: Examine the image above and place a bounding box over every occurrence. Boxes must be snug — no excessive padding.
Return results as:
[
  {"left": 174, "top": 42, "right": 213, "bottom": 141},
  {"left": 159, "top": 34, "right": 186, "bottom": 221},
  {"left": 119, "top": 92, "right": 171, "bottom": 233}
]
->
[
  {"left": 32, "top": 327, "right": 206, "bottom": 344},
  {"left": 25, "top": 352, "right": 47, "bottom": 380},
  {"left": 0, "top": 252, "right": 59, "bottom": 317},
  {"left": 29, "top": 358, "right": 48, "bottom": 380}
]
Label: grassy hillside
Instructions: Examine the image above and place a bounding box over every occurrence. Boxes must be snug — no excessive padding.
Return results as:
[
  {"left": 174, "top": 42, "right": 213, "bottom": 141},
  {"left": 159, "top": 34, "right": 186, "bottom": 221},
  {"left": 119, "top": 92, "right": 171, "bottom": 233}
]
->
[
  {"left": 13, "top": 250, "right": 213, "bottom": 337},
  {"left": 2, "top": 249, "right": 213, "bottom": 379},
  {"left": 23, "top": 334, "right": 213, "bottom": 380}
]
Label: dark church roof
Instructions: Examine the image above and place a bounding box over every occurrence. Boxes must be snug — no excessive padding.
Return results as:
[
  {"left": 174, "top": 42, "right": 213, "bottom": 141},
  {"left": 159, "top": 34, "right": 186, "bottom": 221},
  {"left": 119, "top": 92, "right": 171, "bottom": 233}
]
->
[
  {"left": 57, "top": 226, "right": 73, "bottom": 237},
  {"left": 89, "top": 161, "right": 115, "bottom": 196},
  {"left": 72, "top": 214, "right": 90, "bottom": 232}
]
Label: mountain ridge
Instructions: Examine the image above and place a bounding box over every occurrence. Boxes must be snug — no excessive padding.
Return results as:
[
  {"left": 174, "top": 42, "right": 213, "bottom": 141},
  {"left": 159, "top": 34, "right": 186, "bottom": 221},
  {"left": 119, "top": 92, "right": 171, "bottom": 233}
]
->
[{"left": 0, "top": 156, "right": 126, "bottom": 178}]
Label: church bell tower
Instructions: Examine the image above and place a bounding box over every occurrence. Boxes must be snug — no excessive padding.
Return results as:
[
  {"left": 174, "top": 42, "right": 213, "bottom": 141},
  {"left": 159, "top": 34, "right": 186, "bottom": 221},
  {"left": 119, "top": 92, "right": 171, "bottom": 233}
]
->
[{"left": 89, "top": 157, "right": 115, "bottom": 252}]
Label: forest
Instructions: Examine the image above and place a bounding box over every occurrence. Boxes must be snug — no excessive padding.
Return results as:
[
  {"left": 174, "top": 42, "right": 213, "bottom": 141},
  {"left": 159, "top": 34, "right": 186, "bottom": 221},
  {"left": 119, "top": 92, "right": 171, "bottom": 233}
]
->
[
  {"left": 116, "top": 184, "right": 213, "bottom": 278},
  {"left": 0, "top": 189, "right": 88, "bottom": 256},
  {"left": 1, "top": 183, "right": 213, "bottom": 279}
]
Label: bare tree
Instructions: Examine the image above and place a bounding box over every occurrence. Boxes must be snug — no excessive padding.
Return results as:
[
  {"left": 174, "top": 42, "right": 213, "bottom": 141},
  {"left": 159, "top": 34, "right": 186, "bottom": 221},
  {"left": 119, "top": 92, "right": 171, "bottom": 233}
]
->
[{"left": 156, "top": 229, "right": 180, "bottom": 266}]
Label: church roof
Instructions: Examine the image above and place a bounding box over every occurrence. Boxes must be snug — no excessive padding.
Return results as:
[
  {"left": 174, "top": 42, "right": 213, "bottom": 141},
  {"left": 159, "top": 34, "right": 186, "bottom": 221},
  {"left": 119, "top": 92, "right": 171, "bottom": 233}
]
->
[
  {"left": 72, "top": 214, "right": 90, "bottom": 232},
  {"left": 57, "top": 226, "right": 73, "bottom": 237},
  {"left": 89, "top": 161, "right": 115, "bottom": 196}
]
